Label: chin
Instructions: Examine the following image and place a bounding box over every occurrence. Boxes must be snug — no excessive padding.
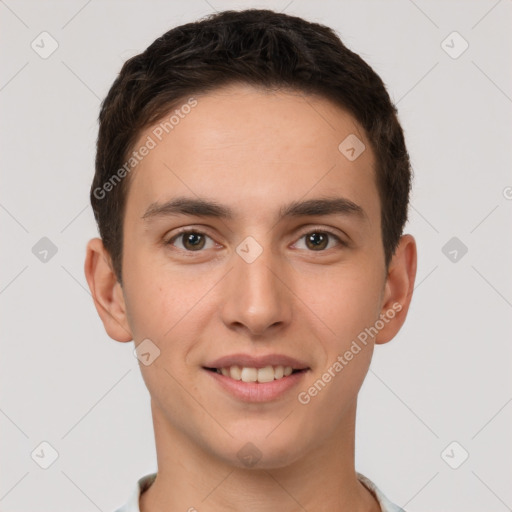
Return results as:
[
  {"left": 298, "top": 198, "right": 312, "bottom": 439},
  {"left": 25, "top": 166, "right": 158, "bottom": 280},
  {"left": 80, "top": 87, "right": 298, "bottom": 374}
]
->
[{"left": 210, "top": 429, "right": 309, "bottom": 470}]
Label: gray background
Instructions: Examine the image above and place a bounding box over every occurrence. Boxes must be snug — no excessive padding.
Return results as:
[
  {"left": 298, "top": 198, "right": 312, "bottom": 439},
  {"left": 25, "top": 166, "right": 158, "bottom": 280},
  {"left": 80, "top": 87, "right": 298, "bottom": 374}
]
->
[{"left": 1, "top": 0, "right": 511, "bottom": 511}]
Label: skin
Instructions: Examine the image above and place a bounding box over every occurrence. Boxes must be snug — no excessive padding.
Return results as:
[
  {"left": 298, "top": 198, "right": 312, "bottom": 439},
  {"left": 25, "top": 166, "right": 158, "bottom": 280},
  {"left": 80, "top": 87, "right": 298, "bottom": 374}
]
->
[{"left": 85, "top": 83, "right": 417, "bottom": 512}]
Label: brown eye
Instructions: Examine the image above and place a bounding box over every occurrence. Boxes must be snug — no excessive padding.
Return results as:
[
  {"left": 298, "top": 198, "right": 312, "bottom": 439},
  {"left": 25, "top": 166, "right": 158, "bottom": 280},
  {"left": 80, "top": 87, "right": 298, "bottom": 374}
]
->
[
  {"left": 181, "top": 232, "right": 205, "bottom": 250},
  {"left": 166, "top": 230, "right": 214, "bottom": 251},
  {"left": 305, "top": 232, "right": 329, "bottom": 250},
  {"left": 294, "top": 230, "right": 345, "bottom": 252}
]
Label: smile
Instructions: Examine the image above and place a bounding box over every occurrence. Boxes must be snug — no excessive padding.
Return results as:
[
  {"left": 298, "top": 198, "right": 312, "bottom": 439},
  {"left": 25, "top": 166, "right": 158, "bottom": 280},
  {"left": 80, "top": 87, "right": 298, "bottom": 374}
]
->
[
  {"left": 203, "top": 366, "right": 309, "bottom": 402},
  {"left": 207, "top": 365, "right": 305, "bottom": 383}
]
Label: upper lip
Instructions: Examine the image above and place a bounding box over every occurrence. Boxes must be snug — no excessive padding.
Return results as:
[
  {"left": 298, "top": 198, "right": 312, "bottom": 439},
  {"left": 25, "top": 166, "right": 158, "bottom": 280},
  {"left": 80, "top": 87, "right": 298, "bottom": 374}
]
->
[{"left": 204, "top": 353, "right": 310, "bottom": 370}]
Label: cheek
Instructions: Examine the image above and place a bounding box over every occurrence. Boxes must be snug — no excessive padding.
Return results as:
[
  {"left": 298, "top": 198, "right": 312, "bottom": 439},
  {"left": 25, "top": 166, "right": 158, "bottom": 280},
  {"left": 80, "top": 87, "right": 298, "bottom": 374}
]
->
[
  {"left": 122, "top": 261, "right": 175, "bottom": 345},
  {"left": 297, "top": 262, "right": 384, "bottom": 342},
  {"left": 123, "top": 242, "right": 179, "bottom": 325},
  {"left": 122, "top": 256, "right": 215, "bottom": 368},
  {"left": 297, "top": 271, "right": 380, "bottom": 420}
]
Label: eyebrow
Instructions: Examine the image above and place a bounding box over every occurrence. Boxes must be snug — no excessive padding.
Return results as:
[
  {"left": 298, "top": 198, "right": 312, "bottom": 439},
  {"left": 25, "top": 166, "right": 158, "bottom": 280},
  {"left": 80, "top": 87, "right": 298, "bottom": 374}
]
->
[{"left": 141, "top": 196, "right": 366, "bottom": 223}]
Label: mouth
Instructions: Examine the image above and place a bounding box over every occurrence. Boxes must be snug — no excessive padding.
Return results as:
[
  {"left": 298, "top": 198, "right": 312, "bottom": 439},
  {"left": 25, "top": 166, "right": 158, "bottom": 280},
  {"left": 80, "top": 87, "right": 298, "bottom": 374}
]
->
[
  {"left": 203, "top": 365, "right": 308, "bottom": 383},
  {"left": 202, "top": 353, "right": 311, "bottom": 402}
]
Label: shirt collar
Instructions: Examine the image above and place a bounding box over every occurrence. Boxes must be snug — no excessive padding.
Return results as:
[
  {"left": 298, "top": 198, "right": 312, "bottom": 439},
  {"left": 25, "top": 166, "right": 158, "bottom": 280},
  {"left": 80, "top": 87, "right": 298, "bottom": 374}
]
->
[{"left": 115, "top": 472, "right": 405, "bottom": 512}]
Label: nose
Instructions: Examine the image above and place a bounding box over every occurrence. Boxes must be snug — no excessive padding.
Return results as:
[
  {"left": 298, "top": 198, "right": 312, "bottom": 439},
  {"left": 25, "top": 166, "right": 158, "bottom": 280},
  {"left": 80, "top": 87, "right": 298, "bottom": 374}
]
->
[{"left": 220, "top": 242, "right": 293, "bottom": 337}]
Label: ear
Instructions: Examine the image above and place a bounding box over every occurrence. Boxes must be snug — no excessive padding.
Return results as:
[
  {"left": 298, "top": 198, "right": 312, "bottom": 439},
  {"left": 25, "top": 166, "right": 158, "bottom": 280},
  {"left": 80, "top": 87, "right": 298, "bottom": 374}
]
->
[
  {"left": 374, "top": 234, "right": 417, "bottom": 345},
  {"left": 84, "top": 238, "right": 133, "bottom": 342}
]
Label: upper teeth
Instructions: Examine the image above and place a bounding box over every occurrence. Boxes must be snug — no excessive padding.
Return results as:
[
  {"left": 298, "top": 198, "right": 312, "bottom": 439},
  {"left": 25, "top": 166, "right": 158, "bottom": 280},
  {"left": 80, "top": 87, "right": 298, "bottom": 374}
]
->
[{"left": 217, "top": 365, "right": 294, "bottom": 383}]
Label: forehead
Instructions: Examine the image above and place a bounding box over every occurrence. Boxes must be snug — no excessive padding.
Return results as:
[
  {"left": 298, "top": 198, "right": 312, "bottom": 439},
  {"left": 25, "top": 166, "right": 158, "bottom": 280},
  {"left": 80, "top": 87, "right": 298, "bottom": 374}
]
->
[{"left": 124, "top": 83, "right": 379, "bottom": 227}]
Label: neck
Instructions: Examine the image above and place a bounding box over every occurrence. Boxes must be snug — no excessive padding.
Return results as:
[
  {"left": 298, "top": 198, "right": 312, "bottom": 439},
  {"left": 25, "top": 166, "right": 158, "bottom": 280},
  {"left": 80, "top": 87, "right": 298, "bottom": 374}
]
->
[{"left": 140, "top": 400, "right": 380, "bottom": 512}]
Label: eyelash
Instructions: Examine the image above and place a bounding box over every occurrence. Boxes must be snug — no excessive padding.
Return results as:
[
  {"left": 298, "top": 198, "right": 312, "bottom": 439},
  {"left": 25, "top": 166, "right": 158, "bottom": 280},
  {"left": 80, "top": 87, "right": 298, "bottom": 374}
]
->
[{"left": 165, "top": 227, "right": 347, "bottom": 253}]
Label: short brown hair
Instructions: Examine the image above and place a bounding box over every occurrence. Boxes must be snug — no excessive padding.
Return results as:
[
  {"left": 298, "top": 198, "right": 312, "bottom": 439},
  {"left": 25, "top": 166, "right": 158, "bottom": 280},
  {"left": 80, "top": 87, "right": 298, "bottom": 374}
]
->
[{"left": 91, "top": 8, "right": 412, "bottom": 284}]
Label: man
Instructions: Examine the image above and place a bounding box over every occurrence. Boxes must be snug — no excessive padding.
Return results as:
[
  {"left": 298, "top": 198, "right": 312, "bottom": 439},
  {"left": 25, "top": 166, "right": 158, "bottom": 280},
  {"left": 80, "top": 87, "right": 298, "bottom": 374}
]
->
[{"left": 85, "top": 9, "right": 417, "bottom": 511}]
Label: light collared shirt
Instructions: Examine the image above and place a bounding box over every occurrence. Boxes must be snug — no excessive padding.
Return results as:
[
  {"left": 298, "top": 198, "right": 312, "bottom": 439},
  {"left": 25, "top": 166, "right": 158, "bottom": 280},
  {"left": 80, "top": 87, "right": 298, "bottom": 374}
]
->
[{"left": 114, "top": 472, "right": 405, "bottom": 512}]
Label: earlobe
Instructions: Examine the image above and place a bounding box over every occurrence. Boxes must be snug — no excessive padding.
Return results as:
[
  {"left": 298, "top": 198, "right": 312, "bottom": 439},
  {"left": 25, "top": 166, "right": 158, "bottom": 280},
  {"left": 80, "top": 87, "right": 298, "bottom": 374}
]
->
[
  {"left": 84, "top": 238, "right": 133, "bottom": 343},
  {"left": 375, "top": 234, "right": 417, "bottom": 345}
]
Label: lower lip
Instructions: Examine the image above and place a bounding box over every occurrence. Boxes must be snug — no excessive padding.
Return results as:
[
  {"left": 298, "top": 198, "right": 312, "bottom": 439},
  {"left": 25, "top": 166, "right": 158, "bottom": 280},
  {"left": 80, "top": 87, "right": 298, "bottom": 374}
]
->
[{"left": 203, "top": 368, "right": 308, "bottom": 403}]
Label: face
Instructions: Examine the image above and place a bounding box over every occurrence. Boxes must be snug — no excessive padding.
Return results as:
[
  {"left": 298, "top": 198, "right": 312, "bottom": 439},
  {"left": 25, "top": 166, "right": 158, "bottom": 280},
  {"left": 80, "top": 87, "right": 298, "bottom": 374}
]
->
[{"left": 109, "top": 84, "right": 403, "bottom": 468}]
